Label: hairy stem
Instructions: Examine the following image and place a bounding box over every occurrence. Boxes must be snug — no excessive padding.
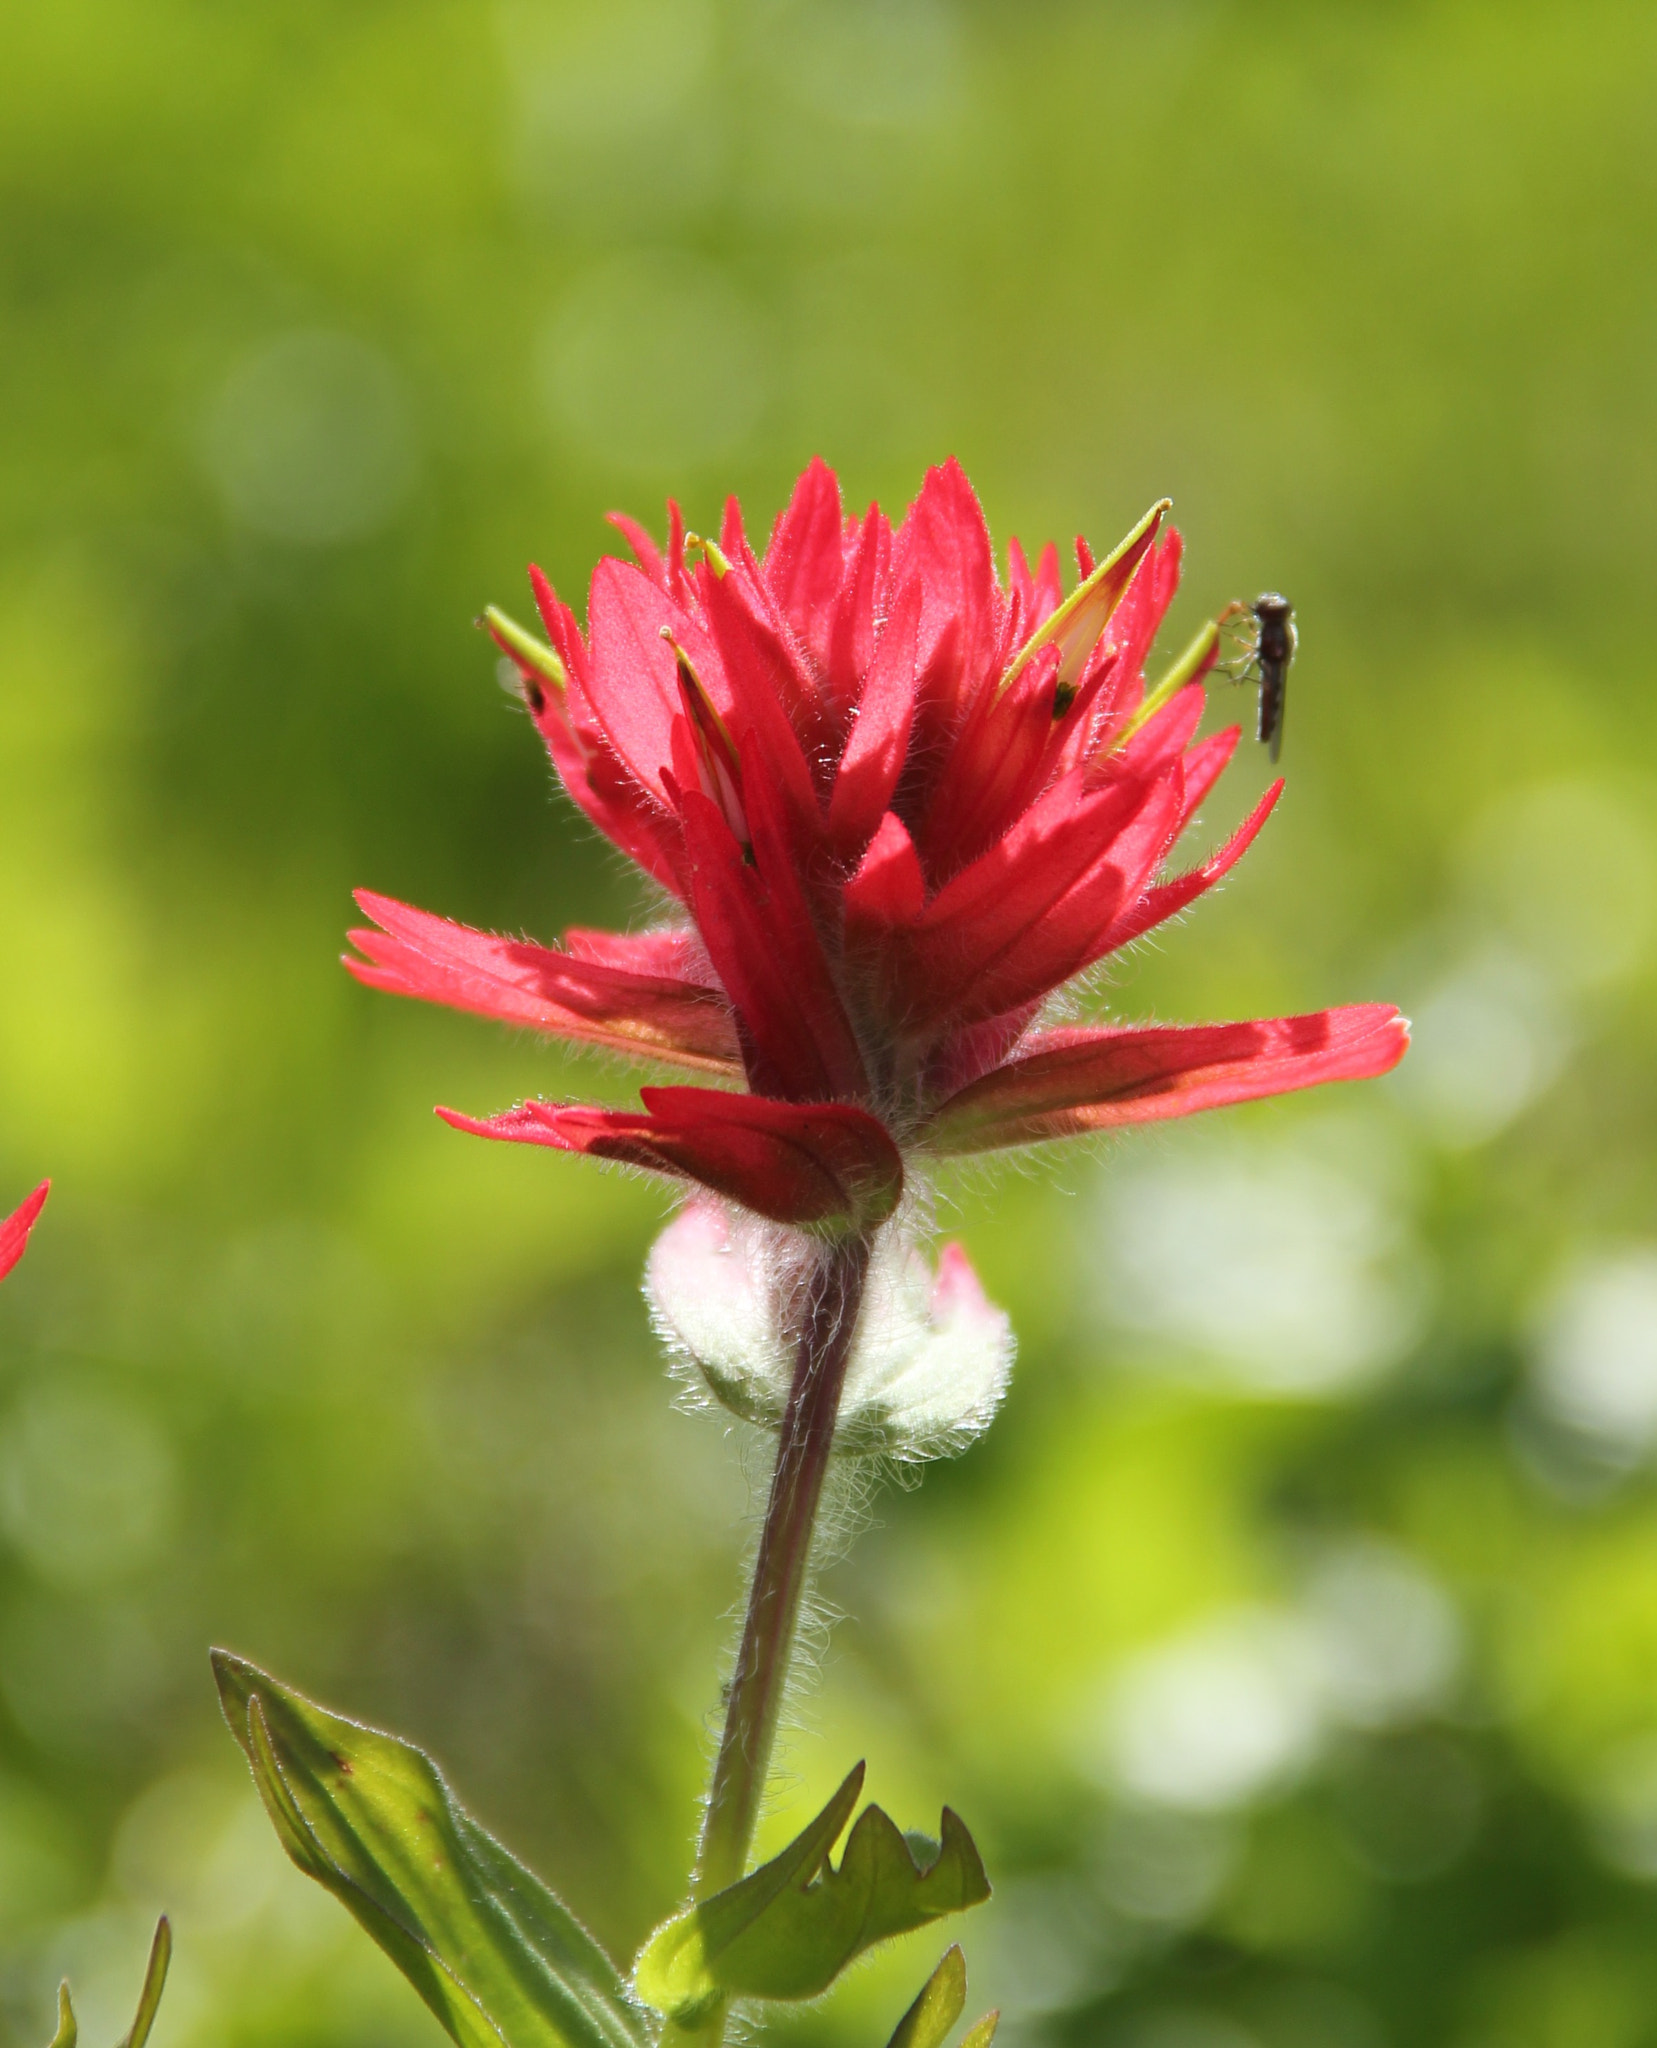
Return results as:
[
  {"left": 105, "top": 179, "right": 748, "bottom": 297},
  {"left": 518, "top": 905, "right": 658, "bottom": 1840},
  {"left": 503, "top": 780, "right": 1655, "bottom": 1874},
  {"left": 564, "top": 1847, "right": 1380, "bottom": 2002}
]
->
[{"left": 693, "top": 1232, "right": 872, "bottom": 1901}]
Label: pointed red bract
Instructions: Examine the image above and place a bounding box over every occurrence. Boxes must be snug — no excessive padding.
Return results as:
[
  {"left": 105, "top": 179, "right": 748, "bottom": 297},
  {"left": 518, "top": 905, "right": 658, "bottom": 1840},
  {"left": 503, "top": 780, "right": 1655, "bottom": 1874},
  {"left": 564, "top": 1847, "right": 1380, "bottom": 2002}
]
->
[
  {"left": 891, "top": 458, "right": 1002, "bottom": 690},
  {"left": 695, "top": 561, "right": 827, "bottom": 823},
  {"left": 607, "top": 509, "right": 666, "bottom": 584},
  {"left": 1096, "top": 777, "right": 1283, "bottom": 959},
  {"left": 763, "top": 455, "right": 846, "bottom": 691},
  {"left": 825, "top": 507, "right": 890, "bottom": 712},
  {"left": 826, "top": 576, "right": 921, "bottom": 857},
  {"left": 679, "top": 740, "right": 869, "bottom": 1103},
  {"left": 0, "top": 1180, "right": 49, "bottom": 1282},
  {"left": 585, "top": 558, "right": 727, "bottom": 808},
  {"left": 921, "top": 1007, "right": 1410, "bottom": 1154},
  {"left": 891, "top": 769, "right": 1181, "bottom": 1034},
  {"left": 844, "top": 812, "right": 928, "bottom": 937},
  {"left": 352, "top": 459, "right": 1403, "bottom": 1227},
  {"left": 345, "top": 892, "right": 741, "bottom": 1073},
  {"left": 437, "top": 1089, "right": 902, "bottom": 1232}
]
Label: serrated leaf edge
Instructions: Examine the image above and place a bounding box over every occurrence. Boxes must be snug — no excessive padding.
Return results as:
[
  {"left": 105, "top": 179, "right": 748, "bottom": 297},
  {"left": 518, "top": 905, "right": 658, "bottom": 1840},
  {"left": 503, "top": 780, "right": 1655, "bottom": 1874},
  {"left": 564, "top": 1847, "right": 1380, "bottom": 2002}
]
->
[
  {"left": 635, "top": 1768, "right": 990, "bottom": 2020},
  {"left": 633, "top": 1763, "right": 866, "bottom": 2018}
]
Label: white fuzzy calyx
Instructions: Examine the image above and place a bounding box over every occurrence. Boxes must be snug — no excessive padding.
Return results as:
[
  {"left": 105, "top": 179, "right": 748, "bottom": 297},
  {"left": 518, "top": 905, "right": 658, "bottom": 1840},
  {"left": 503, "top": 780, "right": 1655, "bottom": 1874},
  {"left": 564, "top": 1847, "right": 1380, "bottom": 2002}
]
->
[{"left": 645, "top": 1200, "right": 1015, "bottom": 1461}]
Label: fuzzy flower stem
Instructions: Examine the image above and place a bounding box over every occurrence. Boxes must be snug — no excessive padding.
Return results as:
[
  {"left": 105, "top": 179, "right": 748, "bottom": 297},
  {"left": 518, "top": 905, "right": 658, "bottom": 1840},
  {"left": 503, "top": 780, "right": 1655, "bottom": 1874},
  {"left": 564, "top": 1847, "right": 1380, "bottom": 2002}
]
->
[{"left": 694, "top": 1231, "right": 873, "bottom": 1903}]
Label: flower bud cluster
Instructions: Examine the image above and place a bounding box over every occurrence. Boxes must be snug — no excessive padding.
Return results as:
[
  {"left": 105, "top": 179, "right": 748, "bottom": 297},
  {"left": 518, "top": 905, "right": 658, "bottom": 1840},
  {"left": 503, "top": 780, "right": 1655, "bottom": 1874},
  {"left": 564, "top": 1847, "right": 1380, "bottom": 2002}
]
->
[{"left": 647, "top": 1199, "right": 1013, "bottom": 1461}]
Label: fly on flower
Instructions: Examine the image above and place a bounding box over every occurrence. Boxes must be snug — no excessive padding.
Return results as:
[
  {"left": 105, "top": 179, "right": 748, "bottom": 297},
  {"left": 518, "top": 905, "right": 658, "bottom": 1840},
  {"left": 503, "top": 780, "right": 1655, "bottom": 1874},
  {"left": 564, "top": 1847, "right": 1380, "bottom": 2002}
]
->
[
  {"left": 1220, "top": 591, "right": 1297, "bottom": 762},
  {"left": 347, "top": 459, "right": 1402, "bottom": 1453}
]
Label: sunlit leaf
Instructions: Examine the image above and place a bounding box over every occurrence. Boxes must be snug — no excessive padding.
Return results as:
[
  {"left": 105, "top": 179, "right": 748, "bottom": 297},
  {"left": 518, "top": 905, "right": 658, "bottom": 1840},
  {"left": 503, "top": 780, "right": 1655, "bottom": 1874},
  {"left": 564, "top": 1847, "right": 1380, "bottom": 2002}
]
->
[
  {"left": 885, "top": 1946, "right": 965, "bottom": 2048},
  {"left": 213, "top": 1649, "right": 649, "bottom": 2048},
  {"left": 957, "top": 2012, "right": 999, "bottom": 2048},
  {"left": 634, "top": 1763, "right": 991, "bottom": 2023}
]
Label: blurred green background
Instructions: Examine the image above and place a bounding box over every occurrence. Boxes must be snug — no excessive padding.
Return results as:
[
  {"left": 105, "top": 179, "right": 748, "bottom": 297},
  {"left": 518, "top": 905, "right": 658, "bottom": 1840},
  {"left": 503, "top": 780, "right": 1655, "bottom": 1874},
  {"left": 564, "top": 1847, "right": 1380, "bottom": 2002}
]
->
[{"left": 4, "top": 2, "right": 1657, "bottom": 2045}]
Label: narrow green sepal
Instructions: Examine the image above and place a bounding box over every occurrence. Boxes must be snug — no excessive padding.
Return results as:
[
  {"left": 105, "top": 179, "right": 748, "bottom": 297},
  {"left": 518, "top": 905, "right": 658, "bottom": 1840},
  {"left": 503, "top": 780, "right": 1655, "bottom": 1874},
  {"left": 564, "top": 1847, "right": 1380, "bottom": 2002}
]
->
[
  {"left": 480, "top": 606, "right": 567, "bottom": 693},
  {"left": 685, "top": 534, "right": 731, "bottom": 579},
  {"left": 46, "top": 1984, "right": 75, "bottom": 2048},
  {"left": 958, "top": 2012, "right": 1000, "bottom": 2048},
  {"left": 1000, "top": 498, "right": 1169, "bottom": 698},
  {"left": 1113, "top": 617, "right": 1222, "bottom": 749},
  {"left": 117, "top": 1919, "right": 171, "bottom": 2048},
  {"left": 213, "top": 1649, "right": 649, "bottom": 2048},
  {"left": 634, "top": 1766, "right": 991, "bottom": 2022},
  {"left": 48, "top": 1918, "right": 170, "bottom": 2048},
  {"left": 885, "top": 1946, "right": 965, "bottom": 2048}
]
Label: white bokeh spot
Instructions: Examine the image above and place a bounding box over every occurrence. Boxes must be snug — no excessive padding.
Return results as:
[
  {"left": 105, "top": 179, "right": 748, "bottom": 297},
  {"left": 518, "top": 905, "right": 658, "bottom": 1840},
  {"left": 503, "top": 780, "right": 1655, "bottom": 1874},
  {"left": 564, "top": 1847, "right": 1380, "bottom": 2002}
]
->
[
  {"left": 1082, "top": 1541, "right": 1461, "bottom": 1812},
  {"left": 1101, "top": 1608, "right": 1326, "bottom": 1813},
  {"left": 201, "top": 330, "right": 417, "bottom": 545},
  {"left": 1093, "top": 1122, "right": 1425, "bottom": 1396},
  {"left": 1530, "top": 1249, "right": 1657, "bottom": 1466}
]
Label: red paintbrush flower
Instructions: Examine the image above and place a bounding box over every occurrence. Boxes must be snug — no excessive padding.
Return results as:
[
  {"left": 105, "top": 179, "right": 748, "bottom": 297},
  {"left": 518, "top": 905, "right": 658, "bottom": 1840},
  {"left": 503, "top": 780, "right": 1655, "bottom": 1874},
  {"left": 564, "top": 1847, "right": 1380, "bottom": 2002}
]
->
[
  {"left": 0, "top": 1179, "right": 49, "bottom": 1282},
  {"left": 337, "top": 460, "right": 1413, "bottom": 1924},
  {"left": 347, "top": 457, "right": 1405, "bottom": 1239}
]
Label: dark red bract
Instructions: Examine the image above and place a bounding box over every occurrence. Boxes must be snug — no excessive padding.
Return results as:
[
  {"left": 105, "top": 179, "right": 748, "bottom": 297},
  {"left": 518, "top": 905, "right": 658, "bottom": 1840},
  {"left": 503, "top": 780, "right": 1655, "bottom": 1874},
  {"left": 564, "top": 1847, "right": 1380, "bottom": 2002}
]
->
[{"left": 347, "top": 459, "right": 1406, "bottom": 1230}]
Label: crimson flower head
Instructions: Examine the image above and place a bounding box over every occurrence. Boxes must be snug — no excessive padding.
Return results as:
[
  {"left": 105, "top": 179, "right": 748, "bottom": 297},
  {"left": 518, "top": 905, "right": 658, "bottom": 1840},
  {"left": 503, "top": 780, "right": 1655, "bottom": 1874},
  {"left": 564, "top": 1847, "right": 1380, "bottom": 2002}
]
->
[{"left": 348, "top": 459, "right": 1405, "bottom": 1450}]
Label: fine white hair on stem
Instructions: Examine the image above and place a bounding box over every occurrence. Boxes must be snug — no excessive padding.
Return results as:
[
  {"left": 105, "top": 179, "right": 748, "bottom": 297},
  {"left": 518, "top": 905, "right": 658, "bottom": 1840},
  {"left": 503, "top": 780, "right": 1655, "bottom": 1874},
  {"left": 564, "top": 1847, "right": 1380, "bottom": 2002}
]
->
[
  {"left": 654, "top": 1197, "right": 1011, "bottom": 1840},
  {"left": 716, "top": 1449, "right": 888, "bottom": 1825},
  {"left": 686, "top": 1423, "right": 884, "bottom": 1836}
]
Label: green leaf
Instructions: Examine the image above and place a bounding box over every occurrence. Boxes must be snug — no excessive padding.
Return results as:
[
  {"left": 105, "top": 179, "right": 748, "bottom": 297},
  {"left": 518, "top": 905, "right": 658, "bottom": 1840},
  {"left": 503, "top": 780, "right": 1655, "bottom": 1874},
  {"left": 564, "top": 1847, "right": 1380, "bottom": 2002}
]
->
[
  {"left": 882, "top": 1943, "right": 998, "bottom": 2048},
  {"left": 634, "top": 1764, "right": 991, "bottom": 2023},
  {"left": 885, "top": 1946, "right": 965, "bottom": 2048},
  {"left": 46, "top": 1985, "right": 75, "bottom": 2048},
  {"left": 213, "top": 1649, "right": 649, "bottom": 2048},
  {"left": 117, "top": 1918, "right": 171, "bottom": 2048},
  {"left": 48, "top": 1918, "right": 171, "bottom": 2048}
]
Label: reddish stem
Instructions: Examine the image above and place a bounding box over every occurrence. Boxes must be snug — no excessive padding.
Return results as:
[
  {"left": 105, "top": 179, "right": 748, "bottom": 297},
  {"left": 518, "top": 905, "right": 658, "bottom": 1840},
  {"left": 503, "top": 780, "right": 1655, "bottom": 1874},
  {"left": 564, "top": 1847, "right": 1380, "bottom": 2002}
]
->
[{"left": 693, "top": 1232, "right": 872, "bottom": 1899}]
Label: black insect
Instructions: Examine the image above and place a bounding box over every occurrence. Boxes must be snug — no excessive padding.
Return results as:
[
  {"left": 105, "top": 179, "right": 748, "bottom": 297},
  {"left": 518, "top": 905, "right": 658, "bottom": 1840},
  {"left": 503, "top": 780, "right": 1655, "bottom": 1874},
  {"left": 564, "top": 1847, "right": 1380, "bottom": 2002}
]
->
[
  {"left": 1250, "top": 592, "right": 1295, "bottom": 761},
  {"left": 1221, "top": 593, "right": 1296, "bottom": 761}
]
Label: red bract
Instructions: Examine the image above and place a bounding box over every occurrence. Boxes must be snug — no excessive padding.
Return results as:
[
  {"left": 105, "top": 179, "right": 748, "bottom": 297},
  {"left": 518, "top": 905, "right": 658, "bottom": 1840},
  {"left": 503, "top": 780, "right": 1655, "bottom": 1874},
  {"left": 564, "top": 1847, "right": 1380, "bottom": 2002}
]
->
[
  {"left": 0, "top": 1180, "right": 49, "bottom": 1282},
  {"left": 347, "top": 459, "right": 1406, "bottom": 1231}
]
